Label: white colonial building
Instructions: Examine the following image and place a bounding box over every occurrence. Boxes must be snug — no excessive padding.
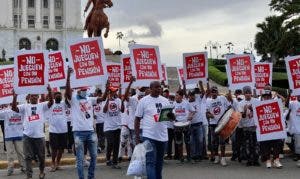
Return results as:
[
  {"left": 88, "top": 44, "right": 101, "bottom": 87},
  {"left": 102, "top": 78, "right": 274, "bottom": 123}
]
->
[{"left": 0, "top": 0, "right": 83, "bottom": 59}]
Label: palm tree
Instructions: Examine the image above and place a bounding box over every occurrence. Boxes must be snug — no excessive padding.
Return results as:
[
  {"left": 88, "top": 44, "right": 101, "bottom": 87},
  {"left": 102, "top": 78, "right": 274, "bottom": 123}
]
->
[{"left": 116, "top": 32, "right": 124, "bottom": 50}]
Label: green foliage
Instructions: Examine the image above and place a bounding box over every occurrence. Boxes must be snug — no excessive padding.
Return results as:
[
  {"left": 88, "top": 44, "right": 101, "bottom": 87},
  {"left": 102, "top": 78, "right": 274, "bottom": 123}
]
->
[
  {"left": 208, "top": 65, "right": 228, "bottom": 86},
  {"left": 0, "top": 61, "right": 13, "bottom": 65}
]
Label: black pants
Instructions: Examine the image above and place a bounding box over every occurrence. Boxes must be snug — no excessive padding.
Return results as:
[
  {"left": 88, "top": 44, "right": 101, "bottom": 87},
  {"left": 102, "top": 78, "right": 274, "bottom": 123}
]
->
[
  {"left": 174, "top": 128, "right": 191, "bottom": 160},
  {"left": 243, "top": 130, "right": 259, "bottom": 163},
  {"left": 96, "top": 123, "right": 105, "bottom": 150},
  {"left": 234, "top": 127, "right": 244, "bottom": 160},
  {"left": 67, "top": 121, "right": 74, "bottom": 150},
  {"left": 166, "top": 128, "right": 174, "bottom": 157},
  {"left": 260, "top": 139, "right": 282, "bottom": 162},
  {"left": 0, "top": 120, "right": 6, "bottom": 151},
  {"left": 105, "top": 129, "right": 121, "bottom": 164},
  {"left": 23, "top": 135, "right": 45, "bottom": 178}
]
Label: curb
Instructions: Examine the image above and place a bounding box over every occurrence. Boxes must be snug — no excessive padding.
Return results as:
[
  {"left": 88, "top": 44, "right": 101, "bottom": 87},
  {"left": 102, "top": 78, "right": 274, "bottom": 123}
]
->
[{"left": 0, "top": 149, "right": 291, "bottom": 170}]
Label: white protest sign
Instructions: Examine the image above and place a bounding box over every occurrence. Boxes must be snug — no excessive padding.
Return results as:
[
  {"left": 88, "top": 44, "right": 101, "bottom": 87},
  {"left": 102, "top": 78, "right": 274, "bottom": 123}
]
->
[
  {"left": 253, "top": 99, "right": 286, "bottom": 142},
  {"left": 183, "top": 52, "right": 208, "bottom": 85},
  {"left": 129, "top": 44, "right": 162, "bottom": 87},
  {"left": 48, "top": 51, "right": 67, "bottom": 88},
  {"left": 285, "top": 55, "right": 300, "bottom": 96},
  {"left": 67, "top": 37, "right": 107, "bottom": 88},
  {"left": 161, "top": 63, "right": 168, "bottom": 85},
  {"left": 14, "top": 50, "right": 49, "bottom": 94},
  {"left": 121, "top": 54, "right": 133, "bottom": 89},
  {"left": 0, "top": 65, "right": 14, "bottom": 104},
  {"left": 106, "top": 62, "right": 121, "bottom": 89},
  {"left": 254, "top": 63, "right": 273, "bottom": 94},
  {"left": 226, "top": 54, "right": 255, "bottom": 90},
  {"left": 177, "top": 67, "right": 184, "bottom": 86}
]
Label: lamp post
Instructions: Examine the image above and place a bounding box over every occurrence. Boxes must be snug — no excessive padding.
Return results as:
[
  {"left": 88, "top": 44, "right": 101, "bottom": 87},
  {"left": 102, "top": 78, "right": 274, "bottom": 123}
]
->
[
  {"left": 116, "top": 32, "right": 124, "bottom": 51},
  {"left": 205, "top": 41, "right": 221, "bottom": 59},
  {"left": 225, "top": 42, "right": 234, "bottom": 53}
]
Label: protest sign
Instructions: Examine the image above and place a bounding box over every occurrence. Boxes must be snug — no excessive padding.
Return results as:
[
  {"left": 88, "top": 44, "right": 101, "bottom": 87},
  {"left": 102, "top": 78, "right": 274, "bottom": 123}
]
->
[
  {"left": 226, "top": 54, "right": 255, "bottom": 90},
  {"left": 285, "top": 55, "right": 300, "bottom": 95},
  {"left": 48, "top": 51, "right": 66, "bottom": 88},
  {"left": 106, "top": 62, "right": 121, "bottom": 89},
  {"left": 14, "top": 50, "right": 48, "bottom": 94},
  {"left": 0, "top": 65, "right": 14, "bottom": 104},
  {"left": 161, "top": 63, "right": 168, "bottom": 85},
  {"left": 129, "top": 44, "right": 162, "bottom": 87},
  {"left": 254, "top": 63, "right": 272, "bottom": 94},
  {"left": 121, "top": 54, "right": 132, "bottom": 89},
  {"left": 183, "top": 52, "right": 208, "bottom": 85},
  {"left": 177, "top": 67, "right": 184, "bottom": 86},
  {"left": 253, "top": 99, "right": 286, "bottom": 142},
  {"left": 67, "top": 37, "right": 107, "bottom": 88}
]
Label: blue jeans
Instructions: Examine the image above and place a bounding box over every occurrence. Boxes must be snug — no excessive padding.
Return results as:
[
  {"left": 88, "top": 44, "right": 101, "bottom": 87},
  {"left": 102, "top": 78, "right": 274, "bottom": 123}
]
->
[
  {"left": 74, "top": 131, "right": 97, "bottom": 179},
  {"left": 143, "top": 137, "right": 166, "bottom": 179},
  {"left": 190, "top": 123, "right": 204, "bottom": 159}
]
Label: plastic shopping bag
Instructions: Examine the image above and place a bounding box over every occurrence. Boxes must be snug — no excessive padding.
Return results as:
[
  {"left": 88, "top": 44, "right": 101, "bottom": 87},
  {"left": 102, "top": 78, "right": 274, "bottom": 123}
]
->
[{"left": 127, "top": 140, "right": 153, "bottom": 176}]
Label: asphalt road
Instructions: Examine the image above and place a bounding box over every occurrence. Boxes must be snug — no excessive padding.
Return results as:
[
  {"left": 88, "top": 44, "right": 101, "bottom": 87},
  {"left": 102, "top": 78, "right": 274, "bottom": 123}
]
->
[{"left": 1, "top": 158, "right": 300, "bottom": 179}]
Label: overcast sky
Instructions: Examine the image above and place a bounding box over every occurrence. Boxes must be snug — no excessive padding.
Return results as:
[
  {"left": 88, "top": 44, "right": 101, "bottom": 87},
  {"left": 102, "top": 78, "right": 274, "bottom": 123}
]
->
[{"left": 81, "top": 0, "right": 273, "bottom": 66}]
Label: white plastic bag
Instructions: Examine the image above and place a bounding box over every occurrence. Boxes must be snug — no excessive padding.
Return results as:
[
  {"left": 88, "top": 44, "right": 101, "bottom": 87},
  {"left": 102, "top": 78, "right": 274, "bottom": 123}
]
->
[{"left": 127, "top": 140, "right": 153, "bottom": 176}]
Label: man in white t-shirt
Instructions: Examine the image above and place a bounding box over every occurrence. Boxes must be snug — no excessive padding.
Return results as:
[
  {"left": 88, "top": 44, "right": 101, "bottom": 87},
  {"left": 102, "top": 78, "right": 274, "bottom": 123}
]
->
[
  {"left": 65, "top": 68, "right": 99, "bottom": 179},
  {"left": 206, "top": 86, "right": 231, "bottom": 166},
  {"left": 103, "top": 86, "right": 124, "bottom": 169},
  {"left": 135, "top": 81, "right": 175, "bottom": 179},
  {"left": 288, "top": 95, "right": 300, "bottom": 167},
  {"left": 238, "top": 86, "right": 259, "bottom": 166},
  {"left": 12, "top": 86, "right": 53, "bottom": 179},
  {"left": 0, "top": 106, "right": 25, "bottom": 176},
  {"left": 48, "top": 91, "right": 69, "bottom": 171}
]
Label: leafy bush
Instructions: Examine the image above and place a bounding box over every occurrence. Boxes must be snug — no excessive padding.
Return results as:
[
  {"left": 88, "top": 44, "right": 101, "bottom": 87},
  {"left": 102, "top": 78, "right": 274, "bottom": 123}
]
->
[
  {"left": 212, "top": 59, "right": 227, "bottom": 65},
  {"left": 273, "top": 67, "right": 286, "bottom": 72},
  {"left": 214, "top": 65, "right": 226, "bottom": 72},
  {"left": 208, "top": 65, "right": 228, "bottom": 86},
  {"left": 0, "top": 61, "right": 13, "bottom": 65}
]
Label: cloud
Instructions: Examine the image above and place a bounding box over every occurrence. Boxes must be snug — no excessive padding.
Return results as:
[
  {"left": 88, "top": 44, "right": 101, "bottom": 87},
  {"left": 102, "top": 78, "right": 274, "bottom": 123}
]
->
[{"left": 126, "top": 18, "right": 163, "bottom": 39}]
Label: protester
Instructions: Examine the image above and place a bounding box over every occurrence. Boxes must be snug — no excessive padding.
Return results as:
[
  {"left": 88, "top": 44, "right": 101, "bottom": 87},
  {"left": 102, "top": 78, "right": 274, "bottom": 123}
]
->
[
  {"left": 103, "top": 85, "right": 124, "bottom": 169},
  {"left": 165, "top": 94, "right": 175, "bottom": 160},
  {"left": 206, "top": 86, "right": 232, "bottom": 166},
  {"left": 135, "top": 81, "right": 175, "bottom": 179},
  {"left": 12, "top": 86, "right": 53, "bottom": 179},
  {"left": 0, "top": 104, "right": 25, "bottom": 176},
  {"left": 259, "top": 89, "right": 283, "bottom": 168},
  {"left": 65, "top": 68, "right": 98, "bottom": 179},
  {"left": 238, "top": 86, "right": 260, "bottom": 166},
  {"left": 66, "top": 107, "right": 74, "bottom": 153},
  {"left": 48, "top": 92, "right": 69, "bottom": 171}
]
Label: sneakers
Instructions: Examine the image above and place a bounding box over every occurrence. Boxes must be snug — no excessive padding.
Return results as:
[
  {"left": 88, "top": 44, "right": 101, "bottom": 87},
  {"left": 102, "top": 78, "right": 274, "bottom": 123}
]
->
[
  {"left": 273, "top": 159, "right": 283, "bottom": 169},
  {"left": 84, "top": 160, "right": 90, "bottom": 167},
  {"left": 7, "top": 169, "right": 13, "bottom": 176},
  {"left": 220, "top": 157, "right": 227, "bottom": 166},
  {"left": 297, "top": 160, "right": 300, "bottom": 167},
  {"left": 266, "top": 160, "right": 272, "bottom": 168},
  {"left": 213, "top": 156, "right": 220, "bottom": 164},
  {"left": 279, "top": 154, "right": 284, "bottom": 159}
]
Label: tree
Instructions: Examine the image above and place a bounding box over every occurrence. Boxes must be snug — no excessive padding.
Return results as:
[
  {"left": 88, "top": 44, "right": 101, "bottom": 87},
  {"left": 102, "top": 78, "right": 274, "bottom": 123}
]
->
[{"left": 116, "top": 32, "right": 124, "bottom": 51}]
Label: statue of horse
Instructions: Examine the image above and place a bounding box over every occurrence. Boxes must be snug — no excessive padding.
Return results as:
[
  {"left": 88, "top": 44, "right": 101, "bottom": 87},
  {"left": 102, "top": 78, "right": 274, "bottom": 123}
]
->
[{"left": 86, "top": 0, "right": 113, "bottom": 38}]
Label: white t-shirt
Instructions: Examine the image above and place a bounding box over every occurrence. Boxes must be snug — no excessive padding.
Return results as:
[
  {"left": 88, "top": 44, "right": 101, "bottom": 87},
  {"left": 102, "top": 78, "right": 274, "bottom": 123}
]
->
[
  {"left": 0, "top": 109, "right": 24, "bottom": 139},
  {"left": 66, "top": 107, "right": 71, "bottom": 122},
  {"left": 18, "top": 102, "right": 49, "bottom": 138},
  {"left": 174, "top": 100, "right": 194, "bottom": 122},
  {"left": 135, "top": 95, "right": 170, "bottom": 142},
  {"left": 238, "top": 98, "right": 258, "bottom": 128},
  {"left": 103, "top": 98, "right": 122, "bottom": 132},
  {"left": 206, "top": 96, "right": 231, "bottom": 125},
  {"left": 48, "top": 102, "right": 68, "bottom": 133},
  {"left": 289, "top": 101, "right": 300, "bottom": 134},
  {"left": 68, "top": 95, "right": 96, "bottom": 132},
  {"left": 93, "top": 101, "right": 105, "bottom": 124},
  {"left": 167, "top": 100, "right": 175, "bottom": 129},
  {"left": 126, "top": 96, "right": 139, "bottom": 130},
  {"left": 200, "top": 96, "right": 208, "bottom": 125},
  {"left": 189, "top": 96, "right": 204, "bottom": 124}
]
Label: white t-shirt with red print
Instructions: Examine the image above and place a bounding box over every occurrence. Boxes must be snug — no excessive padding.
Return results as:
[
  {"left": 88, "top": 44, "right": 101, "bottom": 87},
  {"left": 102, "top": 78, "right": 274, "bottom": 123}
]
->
[
  {"left": 289, "top": 101, "right": 300, "bottom": 134},
  {"left": 68, "top": 96, "right": 96, "bottom": 132},
  {"left": 135, "top": 95, "right": 170, "bottom": 142},
  {"left": 93, "top": 100, "right": 105, "bottom": 124},
  {"left": 0, "top": 109, "right": 24, "bottom": 139},
  {"left": 18, "top": 102, "right": 49, "bottom": 138},
  {"left": 103, "top": 98, "right": 122, "bottom": 132},
  {"left": 48, "top": 102, "right": 68, "bottom": 133},
  {"left": 206, "top": 96, "right": 231, "bottom": 125},
  {"left": 174, "top": 100, "right": 195, "bottom": 122}
]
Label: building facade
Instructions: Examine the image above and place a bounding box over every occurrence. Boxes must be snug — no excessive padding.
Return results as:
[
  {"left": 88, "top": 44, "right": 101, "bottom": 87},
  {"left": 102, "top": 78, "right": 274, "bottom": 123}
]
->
[{"left": 0, "top": 0, "right": 83, "bottom": 59}]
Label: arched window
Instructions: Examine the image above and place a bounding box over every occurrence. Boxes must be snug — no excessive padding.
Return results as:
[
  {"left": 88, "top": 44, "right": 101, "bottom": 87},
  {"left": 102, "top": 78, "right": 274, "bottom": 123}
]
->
[
  {"left": 19, "top": 38, "right": 31, "bottom": 50},
  {"left": 46, "top": 38, "right": 59, "bottom": 50}
]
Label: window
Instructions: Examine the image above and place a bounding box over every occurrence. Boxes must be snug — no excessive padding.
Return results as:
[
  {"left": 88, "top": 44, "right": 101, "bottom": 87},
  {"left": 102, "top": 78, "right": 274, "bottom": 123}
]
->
[
  {"left": 43, "top": 16, "right": 49, "bottom": 28},
  {"left": 55, "top": 16, "right": 62, "bottom": 29},
  {"left": 43, "top": 0, "right": 48, "bottom": 8},
  {"left": 55, "top": 0, "right": 62, "bottom": 8},
  {"left": 28, "top": 15, "right": 35, "bottom": 28},
  {"left": 13, "top": 0, "right": 19, "bottom": 8},
  {"left": 13, "top": 15, "right": 21, "bottom": 28},
  {"left": 46, "top": 39, "right": 59, "bottom": 51},
  {"left": 19, "top": 38, "right": 31, "bottom": 50},
  {"left": 28, "top": 0, "right": 35, "bottom": 8}
]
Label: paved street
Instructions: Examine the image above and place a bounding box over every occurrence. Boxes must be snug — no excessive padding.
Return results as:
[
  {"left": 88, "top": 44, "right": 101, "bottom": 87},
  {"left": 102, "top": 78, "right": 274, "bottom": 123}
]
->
[{"left": 1, "top": 158, "right": 300, "bottom": 179}]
